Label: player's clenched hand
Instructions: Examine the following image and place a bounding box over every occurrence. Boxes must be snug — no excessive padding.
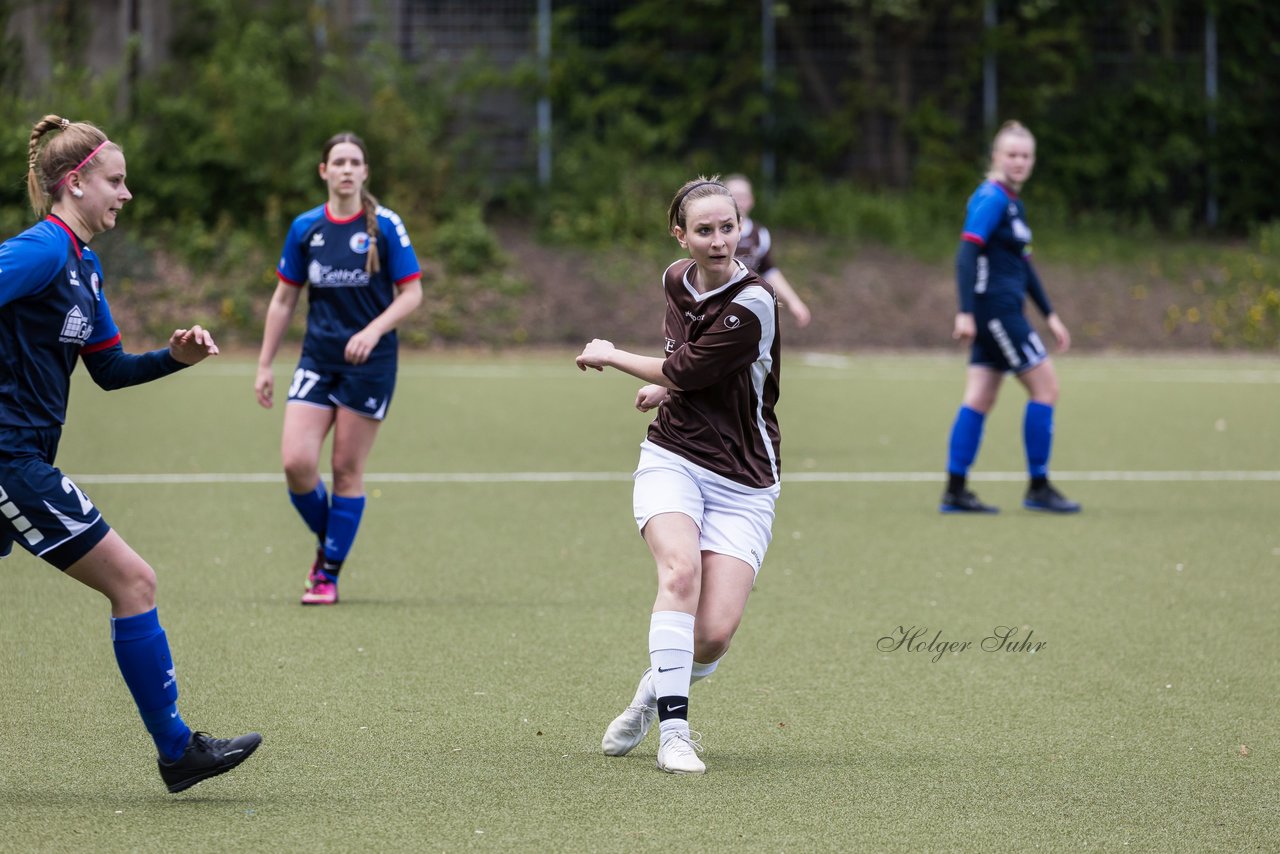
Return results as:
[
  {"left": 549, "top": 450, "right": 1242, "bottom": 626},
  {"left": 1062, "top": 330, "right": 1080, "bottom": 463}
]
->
[
  {"left": 635, "top": 384, "right": 669, "bottom": 412},
  {"left": 952, "top": 312, "right": 976, "bottom": 344},
  {"left": 255, "top": 366, "right": 274, "bottom": 409},
  {"left": 168, "top": 325, "right": 219, "bottom": 365},
  {"left": 345, "top": 328, "right": 381, "bottom": 365},
  {"left": 576, "top": 338, "right": 615, "bottom": 372}
]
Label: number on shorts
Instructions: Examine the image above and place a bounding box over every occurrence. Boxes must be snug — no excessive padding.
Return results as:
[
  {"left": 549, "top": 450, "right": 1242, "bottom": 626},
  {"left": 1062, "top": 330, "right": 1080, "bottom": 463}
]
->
[
  {"left": 61, "top": 476, "right": 95, "bottom": 515},
  {"left": 287, "top": 368, "right": 321, "bottom": 400}
]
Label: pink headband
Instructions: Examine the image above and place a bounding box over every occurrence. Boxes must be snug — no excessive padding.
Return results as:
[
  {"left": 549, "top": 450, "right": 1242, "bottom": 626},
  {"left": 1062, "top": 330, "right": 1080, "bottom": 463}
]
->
[{"left": 51, "top": 140, "right": 111, "bottom": 191}]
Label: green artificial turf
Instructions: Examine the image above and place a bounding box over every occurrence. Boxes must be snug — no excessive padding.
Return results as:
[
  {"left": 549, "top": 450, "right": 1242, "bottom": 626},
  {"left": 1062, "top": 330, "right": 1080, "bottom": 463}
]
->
[{"left": 1, "top": 352, "right": 1276, "bottom": 852}]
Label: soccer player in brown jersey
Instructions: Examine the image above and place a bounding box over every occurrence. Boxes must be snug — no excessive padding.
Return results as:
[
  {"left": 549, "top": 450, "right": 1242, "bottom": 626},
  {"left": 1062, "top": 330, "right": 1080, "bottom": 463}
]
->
[
  {"left": 576, "top": 177, "right": 782, "bottom": 775},
  {"left": 724, "top": 174, "right": 811, "bottom": 327}
]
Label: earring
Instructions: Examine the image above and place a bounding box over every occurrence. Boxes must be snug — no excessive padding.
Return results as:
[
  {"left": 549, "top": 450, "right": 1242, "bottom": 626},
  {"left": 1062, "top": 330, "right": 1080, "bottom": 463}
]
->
[{"left": 70, "top": 188, "right": 84, "bottom": 198}]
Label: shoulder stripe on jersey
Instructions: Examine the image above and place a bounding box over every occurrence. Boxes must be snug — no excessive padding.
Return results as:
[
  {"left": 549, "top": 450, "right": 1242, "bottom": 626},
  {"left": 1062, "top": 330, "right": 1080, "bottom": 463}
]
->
[
  {"left": 81, "top": 333, "right": 121, "bottom": 355},
  {"left": 737, "top": 284, "right": 780, "bottom": 485}
]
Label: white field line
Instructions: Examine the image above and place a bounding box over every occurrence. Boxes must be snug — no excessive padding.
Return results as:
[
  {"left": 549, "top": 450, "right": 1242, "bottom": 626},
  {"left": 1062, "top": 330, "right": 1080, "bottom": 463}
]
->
[
  {"left": 152, "top": 358, "right": 1280, "bottom": 384},
  {"left": 70, "top": 470, "right": 1280, "bottom": 485}
]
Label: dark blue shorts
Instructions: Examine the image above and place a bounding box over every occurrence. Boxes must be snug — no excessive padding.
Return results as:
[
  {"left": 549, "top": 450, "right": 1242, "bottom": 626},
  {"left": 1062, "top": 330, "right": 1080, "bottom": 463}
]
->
[
  {"left": 0, "top": 427, "right": 111, "bottom": 570},
  {"left": 285, "top": 356, "right": 396, "bottom": 421},
  {"left": 970, "top": 313, "right": 1048, "bottom": 375}
]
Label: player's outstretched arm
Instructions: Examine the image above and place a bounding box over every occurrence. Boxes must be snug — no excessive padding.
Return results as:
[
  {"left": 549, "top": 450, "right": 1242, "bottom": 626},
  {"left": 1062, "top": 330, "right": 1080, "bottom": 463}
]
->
[
  {"left": 764, "top": 269, "right": 811, "bottom": 327},
  {"left": 575, "top": 339, "right": 675, "bottom": 388}
]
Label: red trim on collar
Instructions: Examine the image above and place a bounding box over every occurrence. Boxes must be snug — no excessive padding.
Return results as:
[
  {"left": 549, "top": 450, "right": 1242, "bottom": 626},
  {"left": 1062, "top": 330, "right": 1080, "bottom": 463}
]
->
[
  {"left": 46, "top": 215, "right": 84, "bottom": 259},
  {"left": 992, "top": 180, "right": 1019, "bottom": 200},
  {"left": 324, "top": 203, "right": 364, "bottom": 225}
]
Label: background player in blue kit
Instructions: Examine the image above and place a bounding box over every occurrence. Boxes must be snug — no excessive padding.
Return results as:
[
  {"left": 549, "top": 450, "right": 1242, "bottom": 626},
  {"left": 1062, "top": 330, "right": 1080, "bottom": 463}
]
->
[
  {"left": 577, "top": 177, "right": 782, "bottom": 775},
  {"left": 255, "top": 132, "right": 423, "bottom": 605},
  {"left": 941, "top": 121, "right": 1081, "bottom": 515},
  {"left": 1, "top": 114, "right": 261, "bottom": 792}
]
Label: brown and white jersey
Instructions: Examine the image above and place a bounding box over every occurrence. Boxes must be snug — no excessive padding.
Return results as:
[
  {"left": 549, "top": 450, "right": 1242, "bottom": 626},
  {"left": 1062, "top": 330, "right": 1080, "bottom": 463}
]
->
[
  {"left": 734, "top": 218, "right": 775, "bottom": 276},
  {"left": 648, "top": 258, "right": 782, "bottom": 490}
]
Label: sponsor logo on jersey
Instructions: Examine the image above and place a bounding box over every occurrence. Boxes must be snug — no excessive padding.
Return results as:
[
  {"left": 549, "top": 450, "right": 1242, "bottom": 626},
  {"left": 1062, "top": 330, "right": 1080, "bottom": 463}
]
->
[
  {"left": 349, "top": 231, "right": 371, "bottom": 254},
  {"left": 307, "top": 259, "right": 370, "bottom": 288},
  {"left": 310, "top": 231, "right": 326, "bottom": 248},
  {"left": 59, "top": 305, "right": 92, "bottom": 344},
  {"left": 724, "top": 314, "right": 741, "bottom": 329},
  {"left": 684, "top": 311, "right": 705, "bottom": 322}
]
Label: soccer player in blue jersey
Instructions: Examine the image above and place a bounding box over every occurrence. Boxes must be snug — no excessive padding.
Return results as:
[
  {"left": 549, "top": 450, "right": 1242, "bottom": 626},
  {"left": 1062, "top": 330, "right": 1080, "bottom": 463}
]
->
[
  {"left": 941, "top": 121, "right": 1081, "bottom": 514},
  {"left": 1, "top": 114, "right": 261, "bottom": 792},
  {"left": 577, "top": 177, "right": 782, "bottom": 775},
  {"left": 255, "top": 132, "right": 423, "bottom": 605}
]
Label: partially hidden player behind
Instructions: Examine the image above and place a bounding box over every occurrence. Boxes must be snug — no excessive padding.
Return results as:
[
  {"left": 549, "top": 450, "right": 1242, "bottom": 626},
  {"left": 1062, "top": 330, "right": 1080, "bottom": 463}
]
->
[
  {"left": 1, "top": 115, "right": 261, "bottom": 792},
  {"left": 724, "top": 173, "right": 811, "bottom": 327},
  {"left": 576, "top": 176, "right": 782, "bottom": 775},
  {"left": 941, "top": 120, "right": 1081, "bottom": 514},
  {"left": 255, "top": 132, "right": 422, "bottom": 605}
]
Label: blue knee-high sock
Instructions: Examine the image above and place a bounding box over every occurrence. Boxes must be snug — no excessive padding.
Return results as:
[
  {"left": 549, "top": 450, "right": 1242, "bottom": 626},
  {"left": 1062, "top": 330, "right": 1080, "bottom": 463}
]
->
[
  {"left": 323, "top": 495, "right": 366, "bottom": 567},
  {"left": 947, "top": 406, "right": 986, "bottom": 476},
  {"left": 1024, "top": 401, "right": 1054, "bottom": 479},
  {"left": 111, "top": 608, "right": 191, "bottom": 762},
  {"left": 289, "top": 480, "right": 329, "bottom": 541}
]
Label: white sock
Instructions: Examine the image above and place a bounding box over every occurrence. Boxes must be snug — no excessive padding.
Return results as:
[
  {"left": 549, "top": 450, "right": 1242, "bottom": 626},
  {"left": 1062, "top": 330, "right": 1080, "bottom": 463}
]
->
[
  {"left": 649, "top": 610, "right": 694, "bottom": 736},
  {"left": 690, "top": 658, "right": 720, "bottom": 685}
]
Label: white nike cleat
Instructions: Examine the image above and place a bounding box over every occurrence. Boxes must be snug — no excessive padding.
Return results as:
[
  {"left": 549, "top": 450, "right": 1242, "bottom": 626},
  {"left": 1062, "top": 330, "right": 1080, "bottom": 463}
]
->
[
  {"left": 656, "top": 731, "right": 705, "bottom": 775},
  {"left": 601, "top": 669, "right": 657, "bottom": 756}
]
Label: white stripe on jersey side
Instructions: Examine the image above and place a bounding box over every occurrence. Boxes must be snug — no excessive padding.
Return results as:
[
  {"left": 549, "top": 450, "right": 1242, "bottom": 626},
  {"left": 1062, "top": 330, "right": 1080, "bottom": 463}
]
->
[
  {"left": 756, "top": 224, "right": 771, "bottom": 257},
  {"left": 736, "top": 284, "right": 780, "bottom": 485}
]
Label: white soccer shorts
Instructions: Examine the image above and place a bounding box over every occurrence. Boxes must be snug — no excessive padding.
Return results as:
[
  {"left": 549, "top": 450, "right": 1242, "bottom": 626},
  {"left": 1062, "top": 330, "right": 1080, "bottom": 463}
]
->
[{"left": 632, "top": 440, "right": 778, "bottom": 575}]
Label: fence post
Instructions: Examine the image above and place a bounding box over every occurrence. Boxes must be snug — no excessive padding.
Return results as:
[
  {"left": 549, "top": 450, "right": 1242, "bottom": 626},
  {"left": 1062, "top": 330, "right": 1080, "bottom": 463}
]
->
[
  {"left": 1204, "top": 4, "right": 1218, "bottom": 228},
  {"left": 983, "top": 0, "right": 997, "bottom": 134},
  {"left": 761, "top": 0, "right": 777, "bottom": 196},
  {"left": 537, "top": 0, "right": 553, "bottom": 189}
]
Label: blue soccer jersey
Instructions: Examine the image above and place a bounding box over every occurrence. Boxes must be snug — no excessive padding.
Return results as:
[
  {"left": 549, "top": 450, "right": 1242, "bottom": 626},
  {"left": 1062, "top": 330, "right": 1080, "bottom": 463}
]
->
[
  {"left": 959, "top": 181, "right": 1039, "bottom": 317},
  {"left": 0, "top": 217, "right": 123, "bottom": 427},
  {"left": 277, "top": 203, "right": 421, "bottom": 370}
]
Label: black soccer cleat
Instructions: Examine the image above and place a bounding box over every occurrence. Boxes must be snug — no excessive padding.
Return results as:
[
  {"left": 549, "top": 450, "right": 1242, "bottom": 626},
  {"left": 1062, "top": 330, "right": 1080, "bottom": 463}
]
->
[
  {"left": 158, "top": 730, "right": 262, "bottom": 793},
  {"left": 939, "top": 488, "right": 999, "bottom": 514},
  {"left": 1023, "top": 482, "right": 1082, "bottom": 514}
]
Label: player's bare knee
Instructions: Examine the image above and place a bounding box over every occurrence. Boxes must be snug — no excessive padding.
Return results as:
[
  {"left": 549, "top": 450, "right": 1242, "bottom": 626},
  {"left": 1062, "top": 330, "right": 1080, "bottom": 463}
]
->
[
  {"left": 282, "top": 457, "right": 319, "bottom": 490},
  {"left": 656, "top": 560, "right": 699, "bottom": 601},
  {"left": 111, "top": 562, "right": 157, "bottom": 613}
]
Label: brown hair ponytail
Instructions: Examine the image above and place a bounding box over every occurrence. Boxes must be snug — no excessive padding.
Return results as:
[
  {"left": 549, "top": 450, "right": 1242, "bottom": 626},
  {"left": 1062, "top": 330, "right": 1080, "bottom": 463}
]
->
[{"left": 361, "top": 187, "right": 381, "bottom": 276}]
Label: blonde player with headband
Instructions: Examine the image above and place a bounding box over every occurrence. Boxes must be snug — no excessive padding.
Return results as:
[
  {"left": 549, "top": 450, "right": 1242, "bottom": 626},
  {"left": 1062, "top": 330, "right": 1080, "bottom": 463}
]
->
[{"left": 1, "top": 114, "right": 260, "bottom": 792}]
